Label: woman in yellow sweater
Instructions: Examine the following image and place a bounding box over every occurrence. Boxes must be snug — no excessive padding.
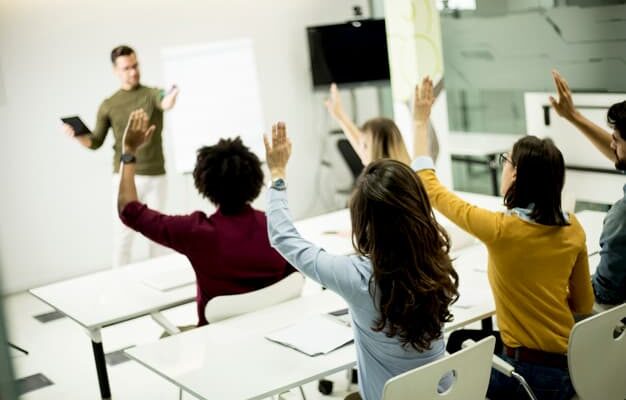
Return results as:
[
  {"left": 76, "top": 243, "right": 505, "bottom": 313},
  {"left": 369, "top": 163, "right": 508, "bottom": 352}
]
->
[{"left": 411, "top": 77, "right": 594, "bottom": 400}]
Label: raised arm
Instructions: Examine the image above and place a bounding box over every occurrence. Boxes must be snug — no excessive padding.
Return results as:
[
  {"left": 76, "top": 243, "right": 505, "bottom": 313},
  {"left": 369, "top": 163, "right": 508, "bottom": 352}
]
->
[
  {"left": 117, "top": 109, "right": 156, "bottom": 213},
  {"left": 550, "top": 70, "right": 615, "bottom": 163},
  {"left": 117, "top": 109, "right": 201, "bottom": 255},
  {"left": 264, "top": 122, "right": 360, "bottom": 299},
  {"left": 412, "top": 77, "right": 503, "bottom": 244},
  {"left": 160, "top": 85, "right": 179, "bottom": 111},
  {"left": 413, "top": 76, "right": 434, "bottom": 158},
  {"left": 325, "top": 83, "right": 367, "bottom": 164}
]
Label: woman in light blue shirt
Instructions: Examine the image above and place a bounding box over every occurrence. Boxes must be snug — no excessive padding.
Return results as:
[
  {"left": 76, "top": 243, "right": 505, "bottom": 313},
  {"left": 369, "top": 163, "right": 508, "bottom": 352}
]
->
[{"left": 263, "top": 123, "right": 459, "bottom": 400}]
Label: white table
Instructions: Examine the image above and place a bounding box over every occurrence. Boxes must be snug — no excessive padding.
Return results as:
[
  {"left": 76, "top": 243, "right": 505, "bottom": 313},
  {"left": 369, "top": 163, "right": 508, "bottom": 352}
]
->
[
  {"left": 126, "top": 245, "right": 494, "bottom": 400},
  {"left": 294, "top": 205, "right": 604, "bottom": 328},
  {"left": 576, "top": 210, "right": 606, "bottom": 277},
  {"left": 575, "top": 210, "right": 606, "bottom": 256},
  {"left": 29, "top": 253, "right": 195, "bottom": 399},
  {"left": 294, "top": 190, "right": 505, "bottom": 257},
  {"left": 126, "top": 205, "right": 609, "bottom": 400},
  {"left": 449, "top": 132, "right": 523, "bottom": 196}
]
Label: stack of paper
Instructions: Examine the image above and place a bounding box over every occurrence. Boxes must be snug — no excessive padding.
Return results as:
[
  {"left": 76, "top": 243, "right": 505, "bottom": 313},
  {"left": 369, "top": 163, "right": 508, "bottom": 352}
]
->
[{"left": 265, "top": 314, "right": 354, "bottom": 356}]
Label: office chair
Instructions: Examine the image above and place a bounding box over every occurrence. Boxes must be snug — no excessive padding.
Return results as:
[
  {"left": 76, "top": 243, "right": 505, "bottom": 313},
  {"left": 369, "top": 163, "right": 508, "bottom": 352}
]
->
[
  {"left": 337, "top": 139, "right": 363, "bottom": 184},
  {"left": 204, "top": 272, "right": 305, "bottom": 323}
]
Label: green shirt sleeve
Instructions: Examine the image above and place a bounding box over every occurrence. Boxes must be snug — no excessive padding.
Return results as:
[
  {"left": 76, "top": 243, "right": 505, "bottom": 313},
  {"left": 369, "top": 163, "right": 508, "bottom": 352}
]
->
[
  {"left": 153, "top": 87, "right": 164, "bottom": 111},
  {"left": 89, "top": 100, "right": 111, "bottom": 149}
]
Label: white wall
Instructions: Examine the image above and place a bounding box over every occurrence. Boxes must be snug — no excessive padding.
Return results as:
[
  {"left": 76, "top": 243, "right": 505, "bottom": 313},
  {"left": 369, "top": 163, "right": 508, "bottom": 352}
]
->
[{"left": 0, "top": 0, "right": 369, "bottom": 293}]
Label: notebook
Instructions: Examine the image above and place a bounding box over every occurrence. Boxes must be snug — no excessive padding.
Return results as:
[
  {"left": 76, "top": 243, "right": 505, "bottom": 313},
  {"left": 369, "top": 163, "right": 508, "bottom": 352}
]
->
[{"left": 265, "top": 314, "right": 353, "bottom": 356}]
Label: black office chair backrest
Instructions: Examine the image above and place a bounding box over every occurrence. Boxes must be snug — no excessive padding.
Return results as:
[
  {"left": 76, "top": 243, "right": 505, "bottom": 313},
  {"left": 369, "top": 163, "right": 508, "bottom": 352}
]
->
[{"left": 337, "top": 139, "right": 364, "bottom": 182}]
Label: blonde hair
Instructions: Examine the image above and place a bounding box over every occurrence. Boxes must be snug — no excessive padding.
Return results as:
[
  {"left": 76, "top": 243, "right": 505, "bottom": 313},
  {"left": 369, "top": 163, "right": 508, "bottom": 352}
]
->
[{"left": 361, "top": 118, "right": 411, "bottom": 164}]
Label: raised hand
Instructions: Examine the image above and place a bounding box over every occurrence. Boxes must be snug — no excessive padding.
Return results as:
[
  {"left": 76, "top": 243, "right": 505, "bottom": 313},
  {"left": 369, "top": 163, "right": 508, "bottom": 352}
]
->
[
  {"left": 549, "top": 70, "right": 579, "bottom": 121},
  {"left": 413, "top": 76, "right": 434, "bottom": 125},
  {"left": 263, "top": 121, "right": 292, "bottom": 179},
  {"left": 122, "top": 109, "right": 156, "bottom": 153},
  {"left": 167, "top": 85, "right": 180, "bottom": 97},
  {"left": 160, "top": 85, "right": 179, "bottom": 111},
  {"left": 324, "top": 83, "right": 345, "bottom": 120}
]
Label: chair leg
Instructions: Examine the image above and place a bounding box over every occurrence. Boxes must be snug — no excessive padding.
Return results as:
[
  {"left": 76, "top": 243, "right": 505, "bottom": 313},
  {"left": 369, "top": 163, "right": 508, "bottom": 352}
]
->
[{"left": 511, "top": 371, "right": 539, "bottom": 400}]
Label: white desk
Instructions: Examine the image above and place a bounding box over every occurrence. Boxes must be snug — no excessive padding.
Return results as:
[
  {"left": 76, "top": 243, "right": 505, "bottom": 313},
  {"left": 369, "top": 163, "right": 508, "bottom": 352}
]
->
[
  {"left": 576, "top": 210, "right": 606, "bottom": 276},
  {"left": 126, "top": 245, "right": 494, "bottom": 400},
  {"left": 29, "top": 253, "right": 195, "bottom": 399},
  {"left": 294, "top": 190, "right": 505, "bottom": 257},
  {"left": 575, "top": 210, "right": 606, "bottom": 256},
  {"left": 449, "top": 132, "right": 523, "bottom": 196}
]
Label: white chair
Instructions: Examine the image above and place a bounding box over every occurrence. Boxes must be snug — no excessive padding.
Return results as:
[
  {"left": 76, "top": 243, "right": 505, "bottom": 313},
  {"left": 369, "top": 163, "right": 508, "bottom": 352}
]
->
[
  {"left": 203, "top": 272, "right": 306, "bottom": 400},
  {"left": 381, "top": 336, "right": 496, "bottom": 400},
  {"left": 568, "top": 303, "right": 626, "bottom": 400},
  {"left": 491, "top": 303, "right": 626, "bottom": 400},
  {"left": 204, "top": 272, "right": 305, "bottom": 323}
]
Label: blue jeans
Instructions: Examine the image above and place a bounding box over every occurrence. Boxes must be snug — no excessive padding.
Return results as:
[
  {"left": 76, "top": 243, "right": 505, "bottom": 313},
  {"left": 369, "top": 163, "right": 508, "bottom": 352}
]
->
[
  {"left": 487, "top": 353, "right": 575, "bottom": 400},
  {"left": 447, "top": 329, "right": 575, "bottom": 400}
]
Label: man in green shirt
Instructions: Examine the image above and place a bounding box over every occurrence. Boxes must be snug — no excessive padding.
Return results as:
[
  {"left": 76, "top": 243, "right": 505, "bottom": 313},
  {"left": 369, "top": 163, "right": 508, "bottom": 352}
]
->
[{"left": 63, "top": 45, "right": 179, "bottom": 267}]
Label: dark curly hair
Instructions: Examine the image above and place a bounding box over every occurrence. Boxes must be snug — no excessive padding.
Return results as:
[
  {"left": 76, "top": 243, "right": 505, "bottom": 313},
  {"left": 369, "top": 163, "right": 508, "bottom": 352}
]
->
[
  {"left": 193, "top": 137, "right": 264, "bottom": 215},
  {"left": 349, "top": 159, "right": 459, "bottom": 351}
]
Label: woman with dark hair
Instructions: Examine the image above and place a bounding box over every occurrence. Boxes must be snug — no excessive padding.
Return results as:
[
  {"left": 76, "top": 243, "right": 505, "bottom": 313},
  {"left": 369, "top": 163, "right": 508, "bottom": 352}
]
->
[
  {"left": 264, "top": 122, "right": 458, "bottom": 400},
  {"left": 411, "top": 78, "right": 594, "bottom": 400},
  {"left": 118, "top": 110, "right": 294, "bottom": 327}
]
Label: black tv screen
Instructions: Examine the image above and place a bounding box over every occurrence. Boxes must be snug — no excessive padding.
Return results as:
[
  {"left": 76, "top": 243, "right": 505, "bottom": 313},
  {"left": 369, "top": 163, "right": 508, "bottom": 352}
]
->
[{"left": 307, "top": 19, "right": 390, "bottom": 88}]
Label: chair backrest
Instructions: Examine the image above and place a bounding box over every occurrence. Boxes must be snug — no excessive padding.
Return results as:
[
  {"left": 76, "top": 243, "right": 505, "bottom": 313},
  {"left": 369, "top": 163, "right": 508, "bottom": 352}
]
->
[
  {"left": 337, "top": 138, "right": 364, "bottom": 181},
  {"left": 568, "top": 303, "right": 626, "bottom": 400},
  {"left": 381, "top": 336, "right": 495, "bottom": 400},
  {"left": 204, "top": 272, "right": 305, "bottom": 323}
]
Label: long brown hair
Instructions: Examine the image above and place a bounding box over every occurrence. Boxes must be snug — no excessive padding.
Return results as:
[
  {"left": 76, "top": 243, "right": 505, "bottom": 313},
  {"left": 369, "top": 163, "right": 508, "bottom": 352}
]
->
[
  {"left": 349, "top": 159, "right": 459, "bottom": 351},
  {"left": 362, "top": 118, "right": 411, "bottom": 164}
]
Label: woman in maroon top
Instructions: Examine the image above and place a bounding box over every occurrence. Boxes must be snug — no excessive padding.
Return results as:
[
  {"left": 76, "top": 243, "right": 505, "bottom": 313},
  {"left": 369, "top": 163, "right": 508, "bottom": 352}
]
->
[{"left": 117, "top": 110, "right": 294, "bottom": 326}]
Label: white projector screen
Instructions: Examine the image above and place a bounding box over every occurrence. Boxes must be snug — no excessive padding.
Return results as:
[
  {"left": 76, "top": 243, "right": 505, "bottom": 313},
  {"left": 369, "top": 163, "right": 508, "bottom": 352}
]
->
[{"left": 161, "top": 39, "right": 265, "bottom": 173}]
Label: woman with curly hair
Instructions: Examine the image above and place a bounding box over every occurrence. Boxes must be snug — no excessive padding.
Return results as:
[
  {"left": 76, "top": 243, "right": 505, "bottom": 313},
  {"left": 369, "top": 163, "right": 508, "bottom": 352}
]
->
[{"left": 117, "top": 109, "right": 294, "bottom": 326}]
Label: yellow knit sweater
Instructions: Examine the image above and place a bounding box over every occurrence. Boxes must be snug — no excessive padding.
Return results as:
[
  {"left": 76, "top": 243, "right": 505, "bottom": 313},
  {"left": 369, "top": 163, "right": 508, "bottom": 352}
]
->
[{"left": 418, "top": 169, "right": 594, "bottom": 354}]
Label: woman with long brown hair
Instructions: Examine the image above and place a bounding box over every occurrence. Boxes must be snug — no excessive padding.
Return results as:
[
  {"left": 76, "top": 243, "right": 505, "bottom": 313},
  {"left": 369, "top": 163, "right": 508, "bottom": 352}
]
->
[{"left": 264, "top": 122, "right": 458, "bottom": 400}]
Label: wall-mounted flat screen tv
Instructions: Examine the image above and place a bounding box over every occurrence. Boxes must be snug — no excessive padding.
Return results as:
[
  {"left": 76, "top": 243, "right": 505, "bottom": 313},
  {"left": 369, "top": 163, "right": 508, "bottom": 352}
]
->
[{"left": 307, "top": 19, "right": 390, "bottom": 88}]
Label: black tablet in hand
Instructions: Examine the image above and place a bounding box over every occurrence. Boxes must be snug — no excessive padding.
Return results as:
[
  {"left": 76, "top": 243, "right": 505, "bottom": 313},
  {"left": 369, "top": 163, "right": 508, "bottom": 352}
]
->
[{"left": 61, "top": 116, "right": 91, "bottom": 136}]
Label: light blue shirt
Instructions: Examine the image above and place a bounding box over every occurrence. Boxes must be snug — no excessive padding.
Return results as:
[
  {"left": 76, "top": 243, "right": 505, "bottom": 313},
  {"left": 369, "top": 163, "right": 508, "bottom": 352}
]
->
[{"left": 267, "top": 188, "right": 447, "bottom": 400}]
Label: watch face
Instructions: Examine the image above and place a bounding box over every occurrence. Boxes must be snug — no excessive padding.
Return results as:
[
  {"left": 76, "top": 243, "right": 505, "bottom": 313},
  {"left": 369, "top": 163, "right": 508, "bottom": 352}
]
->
[
  {"left": 272, "top": 178, "right": 286, "bottom": 190},
  {"left": 121, "top": 153, "right": 136, "bottom": 163}
]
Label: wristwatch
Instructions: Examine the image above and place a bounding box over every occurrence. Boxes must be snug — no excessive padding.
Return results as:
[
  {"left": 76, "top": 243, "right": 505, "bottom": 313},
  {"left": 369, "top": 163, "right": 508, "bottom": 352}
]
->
[
  {"left": 120, "top": 153, "right": 137, "bottom": 164},
  {"left": 271, "top": 177, "right": 287, "bottom": 191}
]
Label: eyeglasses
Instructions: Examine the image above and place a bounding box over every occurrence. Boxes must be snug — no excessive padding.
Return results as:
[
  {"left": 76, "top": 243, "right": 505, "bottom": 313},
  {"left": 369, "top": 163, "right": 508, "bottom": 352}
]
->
[{"left": 498, "top": 153, "right": 513, "bottom": 166}]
